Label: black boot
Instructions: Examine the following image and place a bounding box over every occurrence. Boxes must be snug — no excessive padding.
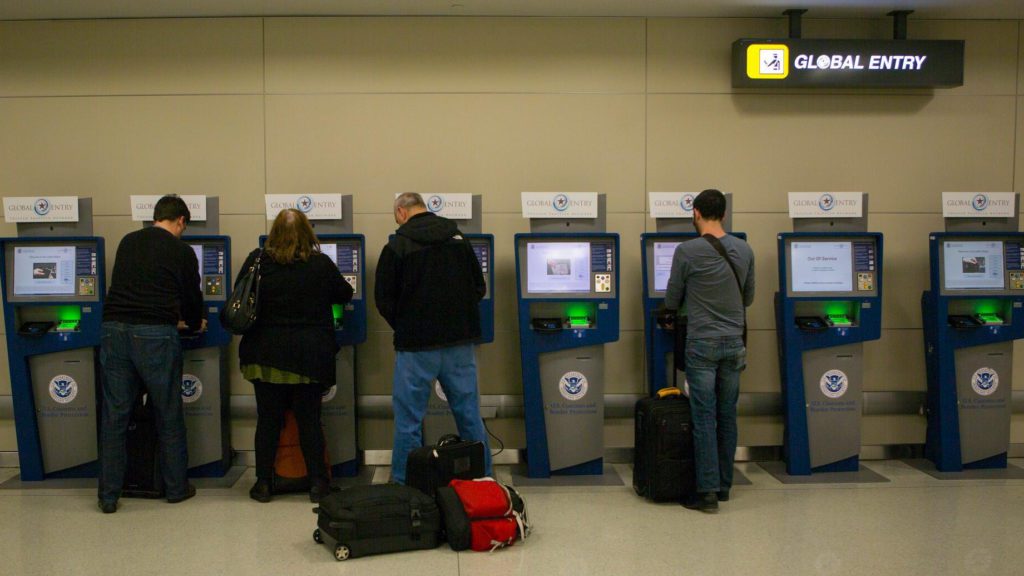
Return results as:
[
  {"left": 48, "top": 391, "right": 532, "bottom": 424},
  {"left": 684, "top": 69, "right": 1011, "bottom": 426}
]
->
[
  {"left": 309, "top": 477, "right": 333, "bottom": 503},
  {"left": 681, "top": 492, "right": 719, "bottom": 513},
  {"left": 249, "top": 478, "right": 273, "bottom": 503}
]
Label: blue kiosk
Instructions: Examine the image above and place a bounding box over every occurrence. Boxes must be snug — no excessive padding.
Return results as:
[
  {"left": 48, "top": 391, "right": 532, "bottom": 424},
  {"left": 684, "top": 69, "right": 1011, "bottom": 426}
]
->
[
  {"left": 516, "top": 193, "right": 619, "bottom": 478},
  {"left": 1, "top": 197, "right": 105, "bottom": 480},
  {"left": 922, "top": 193, "right": 1021, "bottom": 471},
  {"left": 641, "top": 193, "right": 743, "bottom": 396},
  {"left": 775, "top": 193, "right": 882, "bottom": 475},
  {"left": 262, "top": 195, "right": 365, "bottom": 476},
  {"left": 422, "top": 195, "right": 495, "bottom": 441}
]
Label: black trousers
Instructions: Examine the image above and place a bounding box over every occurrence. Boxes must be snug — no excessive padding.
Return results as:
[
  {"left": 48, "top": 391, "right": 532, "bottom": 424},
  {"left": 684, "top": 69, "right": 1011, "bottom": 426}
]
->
[{"left": 252, "top": 381, "right": 327, "bottom": 483}]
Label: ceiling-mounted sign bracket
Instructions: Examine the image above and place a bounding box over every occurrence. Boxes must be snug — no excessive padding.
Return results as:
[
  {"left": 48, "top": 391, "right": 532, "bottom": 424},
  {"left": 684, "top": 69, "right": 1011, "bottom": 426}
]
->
[
  {"left": 888, "top": 10, "right": 914, "bottom": 40},
  {"left": 783, "top": 9, "right": 808, "bottom": 39}
]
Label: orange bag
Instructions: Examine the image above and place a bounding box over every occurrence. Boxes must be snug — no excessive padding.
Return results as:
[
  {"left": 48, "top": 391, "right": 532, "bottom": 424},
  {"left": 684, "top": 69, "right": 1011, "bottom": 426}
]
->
[{"left": 273, "top": 410, "right": 331, "bottom": 493}]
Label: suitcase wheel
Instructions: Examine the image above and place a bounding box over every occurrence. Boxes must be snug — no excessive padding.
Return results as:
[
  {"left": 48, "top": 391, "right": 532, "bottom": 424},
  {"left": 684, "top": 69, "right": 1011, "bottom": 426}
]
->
[
  {"left": 334, "top": 544, "right": 350, "bottom": 561},
  {"left": 313, "top": 529, "right": 323, "bottom": 544}
]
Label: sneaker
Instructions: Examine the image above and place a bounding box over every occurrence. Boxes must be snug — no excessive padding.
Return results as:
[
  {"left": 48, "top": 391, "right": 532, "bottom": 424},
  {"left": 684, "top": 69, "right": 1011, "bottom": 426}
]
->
[
  {"left": 167, "top": 483, "right": 197, "bottom": 504},
  {"left": 249, "top": 478, "right": 273, "bottom": 503},
  {"left": 717, "top": 490, "right": 730, "bottom": 502},
  {"left": 681, "top": 492, "right": 719, "bottom": 513},
  {"left": 98, "top": 500, "right": 117, "bottom": 514}
]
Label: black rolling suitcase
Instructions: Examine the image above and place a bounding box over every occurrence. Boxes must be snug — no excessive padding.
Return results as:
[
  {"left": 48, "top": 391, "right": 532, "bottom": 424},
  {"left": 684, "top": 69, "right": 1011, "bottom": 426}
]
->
[
  {"left": 633, "top": 387, "right": 696, "bottom": 502},
  {"left": 312, "top": 484, "right": 441, "bottom": 561},
  {"left": 406, "top": 434, "right": 485, "bottom": 499},
  {"left": 122, "top": 392, "right": 165, "bottom": 499}
]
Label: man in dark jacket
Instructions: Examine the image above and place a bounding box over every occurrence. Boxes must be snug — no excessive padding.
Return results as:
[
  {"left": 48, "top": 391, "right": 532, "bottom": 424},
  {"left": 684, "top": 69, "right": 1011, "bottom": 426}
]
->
[
  {"left": 98, "top": 195, "right": 204, "bottom": 513},
  {"left": 376, "top": 192, "right": 492, "bottom": 484}
]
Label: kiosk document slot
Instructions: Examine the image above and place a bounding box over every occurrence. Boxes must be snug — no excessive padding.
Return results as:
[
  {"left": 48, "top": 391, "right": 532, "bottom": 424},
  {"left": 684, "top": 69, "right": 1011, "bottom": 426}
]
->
[
  {"left": 641, "top": 232, "right": 747, "bottom": 396},
  {"left": 516, "top": 233, "right": 619, "bottom": 477},
  {"left": 2, "top": 238, "right": 105, "bottom": 480},
  {"left": 922, "top": 234, "right": 1024, "bottom": 471},
  {"left": 423, "top": 233, "right": 495, "bottom": 441},
  {"left": 775, "top": 233, "right": 883, "bottom": 475},
  {"left": 179, "top": 236, "right": 232, "bottom": 477},
  {"left": 265, "top": 235, "right": 366, "bottom": 476}
]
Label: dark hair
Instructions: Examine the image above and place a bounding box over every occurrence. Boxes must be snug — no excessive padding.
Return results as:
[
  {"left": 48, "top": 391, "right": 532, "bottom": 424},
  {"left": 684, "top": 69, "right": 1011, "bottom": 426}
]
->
[
  {"left": 153, "top": 195, "right": 191, "bottom": 224},
  {"left": 266, "top": 209, "right": 320, "bottom": 265},
  {"left": 693, "top": 189, "right": 726, "bottom": 221}
]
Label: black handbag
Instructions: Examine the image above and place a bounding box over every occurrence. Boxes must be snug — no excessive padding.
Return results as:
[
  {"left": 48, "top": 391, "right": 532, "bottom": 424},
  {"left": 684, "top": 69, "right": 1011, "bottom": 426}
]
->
[{"left": 221, "top": 249, "right": 263, "bottom": 335}]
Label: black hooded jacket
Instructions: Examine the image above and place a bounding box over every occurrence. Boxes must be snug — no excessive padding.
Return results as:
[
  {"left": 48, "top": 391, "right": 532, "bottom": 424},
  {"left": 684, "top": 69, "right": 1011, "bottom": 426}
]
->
[{"left": 375, "top": 212, "right": 485, "bottom": 351}]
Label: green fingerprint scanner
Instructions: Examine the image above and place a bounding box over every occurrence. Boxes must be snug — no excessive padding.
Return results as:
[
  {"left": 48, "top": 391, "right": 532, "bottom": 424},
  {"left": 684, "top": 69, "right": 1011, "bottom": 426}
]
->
[
  {"left": 974, "top": 313, "right": 1003, "bottom": 326},
  {"left": 54, "top": 320, "right": 80, "bottom": 332},
  {"left": 826, "top": 314, "right": 852, "bottom": 327}
]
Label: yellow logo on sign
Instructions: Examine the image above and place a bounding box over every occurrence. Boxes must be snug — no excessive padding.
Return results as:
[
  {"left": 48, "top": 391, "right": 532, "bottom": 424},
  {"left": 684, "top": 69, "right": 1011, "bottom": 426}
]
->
[{"left": 747, "top": 44, "right": 789, "bottom": 79}]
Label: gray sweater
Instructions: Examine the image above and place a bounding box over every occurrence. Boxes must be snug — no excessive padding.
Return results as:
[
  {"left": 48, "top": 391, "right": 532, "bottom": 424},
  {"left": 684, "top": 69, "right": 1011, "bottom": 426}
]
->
[{"left": 664, "top": 234, "right": 755, "bottom": 339}]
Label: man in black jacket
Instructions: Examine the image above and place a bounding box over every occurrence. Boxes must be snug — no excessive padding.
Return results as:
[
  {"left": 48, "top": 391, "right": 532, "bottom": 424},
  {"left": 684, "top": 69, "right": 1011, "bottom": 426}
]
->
[
  {"left": 376, "top": 192, "right": 492, "bottom": 484},
  {"left": 97, "top": 195, "right": 204, "bottom": 513}
]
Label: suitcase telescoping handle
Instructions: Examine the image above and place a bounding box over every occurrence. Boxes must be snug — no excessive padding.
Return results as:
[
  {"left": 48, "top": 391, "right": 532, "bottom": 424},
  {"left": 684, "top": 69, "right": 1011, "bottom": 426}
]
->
[{"left": 655, "top": 387, "right": 682, "bottom": 399}]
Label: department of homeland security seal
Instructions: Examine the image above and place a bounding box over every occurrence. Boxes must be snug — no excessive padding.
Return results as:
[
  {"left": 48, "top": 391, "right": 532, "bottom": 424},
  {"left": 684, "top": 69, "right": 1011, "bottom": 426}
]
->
[
  {"left": 181, "top": 374, "right": 203, "bottom": 404},
  {"left": 559, "top": 371, "right": 589, "bottom": 401},
  {"left": 49, "top": 375, "right": 78, "bottom": 404},
  {"left": 971, "top": 367, "right": 998, "bottom": 396},
  {"left": 819, "top": 369, "right": 848, "bottom": 399}
]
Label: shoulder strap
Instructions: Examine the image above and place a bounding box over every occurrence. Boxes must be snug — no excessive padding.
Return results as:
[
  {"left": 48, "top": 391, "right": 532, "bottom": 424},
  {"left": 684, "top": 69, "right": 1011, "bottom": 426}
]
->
[
  {"left": 702, "top": 234, "right": 743, "bottom": 297},
  {"left": 703, "top": 234, "right": 748, "bottom": 344}
]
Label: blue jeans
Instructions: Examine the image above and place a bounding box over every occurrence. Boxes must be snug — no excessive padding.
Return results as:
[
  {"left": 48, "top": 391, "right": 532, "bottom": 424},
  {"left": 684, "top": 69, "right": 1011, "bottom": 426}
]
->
[
  {"left": 685, "top": 336, "right": 746, "bottom": 494},
  {"left": 391, "top": 344, "right": 492, "bottom": 484},
  {"left": 98, "top": 321, "right": 189, "bottom": 502}
]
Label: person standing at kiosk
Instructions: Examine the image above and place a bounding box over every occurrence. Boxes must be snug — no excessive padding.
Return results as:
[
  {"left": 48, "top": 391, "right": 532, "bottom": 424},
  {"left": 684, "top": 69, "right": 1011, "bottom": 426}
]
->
[
  {"left": 98, "top": 195, "right": 204, "bottom": 513},
  {"left": 240, "top": 209, "right": 354, "bottom": 503},
  {"left": 375, "top": 192, "right": 492, "bottom": 485},
  {"left": 664, "top": 189, "right": 754, "bottom": 513}
]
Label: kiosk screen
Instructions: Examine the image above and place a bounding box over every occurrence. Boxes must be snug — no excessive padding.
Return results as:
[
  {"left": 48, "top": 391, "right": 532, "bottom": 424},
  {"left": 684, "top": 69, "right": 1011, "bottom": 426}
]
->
[
  {"left": 13, "top": 245, "right": 77, "bottom": 296},
  {"left": 321, "top": 242, "right": 360, "bottom": 295},
  {"left": 189, "top": 244, "right": 203, "bottom": 290},
  {"left": 790, "top": 242, "right": 853, "bottom": 293},
  {"left": 527, "top": 242, "right": 591, "bottom": 294},
  {"left": 472, "top": 241, "right": 489, "bottom": 274},
  {"left": 942, "top": 241, "right": 1004, "bottom": 290},
  {"left": 320, "top": 243, "right": 360, "bottom": 275},
  {"left": 653, "top": 242, "right": 681, "bottom": 292}
]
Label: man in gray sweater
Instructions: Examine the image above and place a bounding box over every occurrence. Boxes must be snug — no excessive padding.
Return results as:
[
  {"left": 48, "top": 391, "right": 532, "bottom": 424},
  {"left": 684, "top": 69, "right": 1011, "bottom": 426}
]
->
[{"left": 665, "top": 189, "right": 755, "bottom": 513}]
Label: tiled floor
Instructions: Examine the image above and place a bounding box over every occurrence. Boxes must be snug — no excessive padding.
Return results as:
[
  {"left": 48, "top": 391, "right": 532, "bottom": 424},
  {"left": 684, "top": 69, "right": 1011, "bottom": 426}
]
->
[{"left": 1, "top": 461, "right": 1023, "bottom": 575}]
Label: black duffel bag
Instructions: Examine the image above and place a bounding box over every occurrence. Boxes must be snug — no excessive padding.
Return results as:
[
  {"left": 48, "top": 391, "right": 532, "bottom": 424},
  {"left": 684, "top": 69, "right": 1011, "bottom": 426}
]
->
[
  {"left": 313, "top": 484, "right": 441, "bottom": 561},
  {"left": 406, "top": 434, "right": 486, "bottom": 499}
]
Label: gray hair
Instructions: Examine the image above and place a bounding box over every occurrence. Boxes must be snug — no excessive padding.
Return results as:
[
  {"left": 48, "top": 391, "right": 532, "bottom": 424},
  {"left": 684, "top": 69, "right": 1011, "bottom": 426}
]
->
[{"left": 394, "top": 192, "right": 425, "bottom": 210}]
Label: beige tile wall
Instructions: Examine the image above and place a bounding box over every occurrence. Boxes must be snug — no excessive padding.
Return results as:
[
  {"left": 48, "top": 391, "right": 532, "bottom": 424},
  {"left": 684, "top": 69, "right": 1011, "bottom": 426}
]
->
[{"left": 0, "top": 16, "right": 1021, "bottom": 455}]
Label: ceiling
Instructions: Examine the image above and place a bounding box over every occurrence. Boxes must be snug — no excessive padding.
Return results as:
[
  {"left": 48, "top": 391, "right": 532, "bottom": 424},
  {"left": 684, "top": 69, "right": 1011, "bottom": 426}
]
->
[{"left": 1, "top": 1, "right": 1023, "bottom": 21}]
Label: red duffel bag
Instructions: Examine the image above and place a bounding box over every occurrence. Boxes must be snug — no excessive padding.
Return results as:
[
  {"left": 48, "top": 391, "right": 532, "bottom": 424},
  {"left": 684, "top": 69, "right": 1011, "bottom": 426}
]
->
[
  {"left": 470, "top": 518, "right": 520, "bottom": 552},
  {"left": 446, "top": 478, "right": 531, "bottom": 552},
  {"left": 449, "top": 478, "right": 513, "bottom": 518}
]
